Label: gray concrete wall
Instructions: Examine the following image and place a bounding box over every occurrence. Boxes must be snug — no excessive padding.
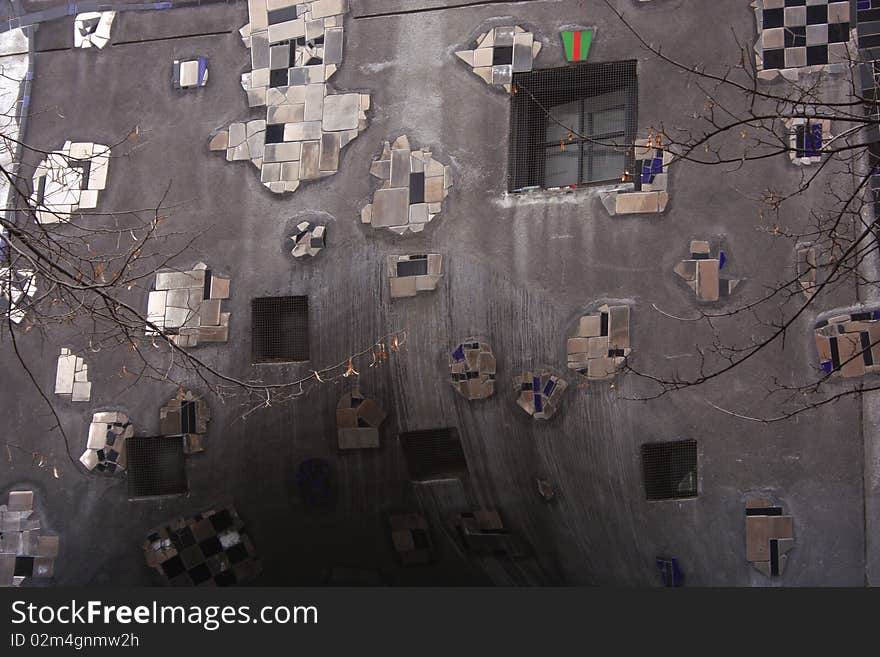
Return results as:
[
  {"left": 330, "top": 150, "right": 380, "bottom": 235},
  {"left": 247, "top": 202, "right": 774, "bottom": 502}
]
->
[{"left": 1, "top": 0, "right": 871, "bottom": 585}]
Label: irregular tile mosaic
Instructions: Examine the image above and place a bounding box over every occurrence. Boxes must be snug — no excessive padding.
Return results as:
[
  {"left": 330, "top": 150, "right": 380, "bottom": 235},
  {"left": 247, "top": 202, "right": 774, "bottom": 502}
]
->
[
  {"left": 74, "top": 11, "right": 114, "bottom": 49},
  {"left": 752, "top": 0, "right": 851, "bottom": 81},
  {"left": 450, "top": 340, "right": 496, "bottom": 400},
  {"left": 657, "top": 557, "right": 683, "bottom": 587},
  {"left": 600, "top": 135, "right": 671, "bottom": 215},
  {"left": 173, "top": 56, "right": 208, "bottom": 89},
  {"left": 290, "top": 220, "right": 326, "bottom": 257},
  {"left": 54, "top": 347, "right": 91, "bottom": 402},
  {"left": 674, "top": 241, "right": 740, "bottom": 302},
  {"left": 814, "top": 308, "right": 880, "bottom": 377},
  {"left": 454, "top": 509, "right": 530, "bottom": 558},
  {"left": 566, "top": 304, "right": 631, "bottom": 381},
  {"left": 145, "top": 262, "right": 231, "bottom": 347},
  {"left": 209, "top": 0, "right": 368, "bottom": 194},
  {"left": 746, "top": 498, "right": 794, "bottom": 577},
  {"left": 0, "top": 267, "right": 36, "bottom": 323},
  {"left": 387, "top": 253, "right": 443, "bottom": 298},
  {"left": 80, "top": 411, "right": 132, "bottom": 473},
  {"left": 362, "top": 135, "right": 453, "bottom": 234},
  {"left": 796, "top": 241, "right": 820, "bottom": 298},
  {"left": 143, "top": 506, "right": 262, "bottom": 586},
  {"left": 0, "top": 490, "right": 59, "bottom": 587},
  {"left": 513, "top": 369, "right": 567, "bottom": 419},
  {"left": 389, "top": 513, "right": 433, "bottom": 565},
  {"left": 160, "top": 390, "right": 211, "bottom": 455},
  {"left": 336, "top": 388, "right": 386, "bottom": 450},
  {"left": 455, "top": 25, "right": 542, "bottom": 93},
  {"left": 787, "top": 117, "right": 830, "bottom": 165},
  {"left": 30, "top": 142, "right": 110, "bottom": 224}
]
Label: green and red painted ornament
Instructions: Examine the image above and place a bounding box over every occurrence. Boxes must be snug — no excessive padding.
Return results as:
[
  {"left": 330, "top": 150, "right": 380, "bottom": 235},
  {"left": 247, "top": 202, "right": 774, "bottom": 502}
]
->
[{"left": 561, "top": 29, "right": 594, "bottom": 62}]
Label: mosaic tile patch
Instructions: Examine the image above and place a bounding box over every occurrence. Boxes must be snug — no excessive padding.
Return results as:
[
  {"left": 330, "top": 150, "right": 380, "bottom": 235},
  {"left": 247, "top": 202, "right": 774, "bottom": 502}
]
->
[
  {"left": 0, "top": 490, "right": 59, "bottom": 587},
  {"left": 144, "top": 506, "right": 262, "bottom": 586},
  {"left": 362, "top": 135, "right": 453, "bottom": 234},
  {"left": 814, "top": 308, "right": 880, "bottom": 377},
  {"left": 746, "top": 499, "right": 794, "bottom": 577},
  {"left": 600, "top": 135, "right": 671, "bottom": 215},
  {"left": 80, "top": 411, "right": 132, "bottom": 473},
  {"left": 389, "top": 513, "right": 433, "bottom": 565},
  {"left": 0, "top": 267, "right": 35, "bottom": 323},
  {"left": 787, "top": 117, "right": 830, "bottom": 165},
  {"left": 796, "top": 242, "right": 820, "bottom": 298},
  {"left": 209, "top": 0, "right": 368, "bottom": 194},
  {"left": 290, "top": 220, "right": 326, "bottom": 257},
  {"left": 674, "top": 241, "right": 740, "bottom": 302},
  {"left": 30, "top": 142, "right": 110, "bottom": 224},
  {"left": 513, "top": 369, "right": 568, "bottom": 419},
  {"left": 387, "top": 254, "right": 443, "bottom": 298},
  {"left": 657, "top": 557, "right": 683, "bottom": 587},
  {"left": 146, "top": 262, "right": 231, "bottom": 347},
  {"left": 567, "top": 304, "right": 631, "bottom": 381},
  {"left": 336, "top": 388, "right": 387, "bottom": 450},
  {"left": 450, "top": 340, "right": 496, "bottom": 400},
  {"left": 173, "top": 56, "right": 208, "bottom": 89},
  {"left": 454, "top": 509, "right": 531, "bottom": 558},
  {"left": 561, "top": 29, "right": 593, "bottom": 62},
  {"left": 74, "top": 11, "right": 114, "bottom": 49},
  {"left": 54, "top": 347, "right": 91, "bottom": 402},
  {"left": 160, "top": 390, "right": 211, "bottom": 455},
  {"left": 752, "top": 0, "right": 851, "bottom": 81},
  {"left": 455, "top": 25, "right": 542, "bottom": 93}
]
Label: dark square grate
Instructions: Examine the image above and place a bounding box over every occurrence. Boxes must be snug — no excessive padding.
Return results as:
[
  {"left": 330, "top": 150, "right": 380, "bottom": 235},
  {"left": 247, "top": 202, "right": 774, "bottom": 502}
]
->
[
  {"left": 508, "top": 60, "right": 638, "bottom": 192},
  {"left": 127, "top": 436, "right": 187, "bottom": 499},
  {"left": 641, "top": 439, "right": 698, "bottom": 501},
  {"left": 399, "top": 427, "right": 469, "bottom": 483},
  {"left": 251, "top": 296, "right": 309, "bottom": 363}
]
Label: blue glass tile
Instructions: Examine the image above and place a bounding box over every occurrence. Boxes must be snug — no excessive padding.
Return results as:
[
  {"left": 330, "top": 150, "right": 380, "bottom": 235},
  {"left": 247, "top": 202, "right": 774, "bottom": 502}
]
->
[
  {"left": 543, "top": 379, "right": 556, "bottom": 396},
  {"left": 452, "top": 345, "right": 465, "bottom": 362},
  {"left": 532, "top": 376, "right": 540, "bottom": 392},
  {"left": 821, "top": 360, "right": 833, "bottom": 374},
  {"left": 719, "top": 251, "right": 726, "bottom": 270},
  {"left": 534, "top": 393, "right": 543, "bottom": 413},
  {"left": 873, "top": 311, "right": 880, "bottom": 320}
]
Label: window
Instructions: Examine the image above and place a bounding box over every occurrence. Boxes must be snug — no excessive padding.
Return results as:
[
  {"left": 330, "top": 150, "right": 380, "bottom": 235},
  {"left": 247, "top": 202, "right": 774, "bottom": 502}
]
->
[
  {"left": 508, "top": 60, "right": 638, "bottom": 191},
  {"left": 641, "top": 439, "right": 698, "bottom": 501},
  {"left": 127, "top": 436, "right": 188, "bottom": 499},
  {"left": 399, "top": 427, "right": 469, "bottom": 483},
  {"left": 251, "top": 296, "right": 309, "bottom": 363}
]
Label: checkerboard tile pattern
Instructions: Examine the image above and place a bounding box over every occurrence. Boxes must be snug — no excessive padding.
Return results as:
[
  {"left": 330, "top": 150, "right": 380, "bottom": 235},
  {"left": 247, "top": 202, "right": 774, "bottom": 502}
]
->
[{"left": 755, "top": 0, "right": 851, "bottom": 75}]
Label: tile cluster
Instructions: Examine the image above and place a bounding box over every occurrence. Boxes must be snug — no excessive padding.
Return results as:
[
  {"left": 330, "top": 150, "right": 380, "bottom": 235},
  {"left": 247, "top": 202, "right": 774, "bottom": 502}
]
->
[
  {"left": 336, "top": 389, "right": 386, "bottom": 450},
  {"left": 31, "top": 141, "right": 110, "bottom": 224},
  {"left": 746, "top": 499, "right": 794, "bottom": 577},
  {"left": 143, "top": 507, "right": 262, "bottom": 586},
  {"left": 787, "top": 117, "right": 830, "bottom": 165},
  {"left": 449, "top": 340, "right": 496, "bottom": 400},
  {"left": 387, "top": 254, "right": 443, "bottom": 298},
  {"left": 814, "top": 308, "right": 880, "bottom": 377},
  {"left": 0, "top": 491, "right": 59, "bottom": 587},
  {"left": 513, "top": 369, "right": 568, "bottom": 419},
  {"left": 361, "top": 135, "right": 453, "bottom": 234},
  {"left": 80, "top": 411, "right": 132, "bottom": 473},
  {"left": 566, "top": 305, "right": 631, "bottom": 381},
  {"left": 54, "top": 347, "right": 91, "bottom": 402},
  {"left": 0, "top": 267, "right": 35, "bottom": 323},
  {"left": 290, "top": 220, "right": 326, "bottom": 257},
  {"left": 796, "top": 242, "right": 819, "bottom": 298},
  {"left": 74, "top": 11, "right": 114, "bottom": 49},
  {"left": 454, "top": 509, "right": 530, "bottom": 558},
  {"left": 160, "top": 390, "right": 211, "bottom": 454},
  {"left": 674, "top": 241, "right": 740, "bottom": 302},
  {"left": 173, "top": 57, "right": 208, "bottom": 89},
  {"left": 210, "top": 0, "right": 369, "bottom": 194},
  {"left": 455, "top": 25, "right": 542, "bottom": 93},
  {"left": 601, "top": 137, "right": 672, "bottom": 215},
  {"left": 146, "top": 263, "right": 231, "bottom": 347},
  {"left": 389, "top": 513, "right": 433, "bottom": 565},
  {"left": 752, "top": 0, "right": 851, "bottom": 80}
]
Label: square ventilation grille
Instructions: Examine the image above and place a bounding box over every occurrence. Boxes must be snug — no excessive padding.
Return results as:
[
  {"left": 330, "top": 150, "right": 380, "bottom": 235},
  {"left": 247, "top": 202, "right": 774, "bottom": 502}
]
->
[
  {"left": 127, "top": 436, "right": 188, "bottom": 499},
  {"left": 399, "top": 427, "right": 469, "bottom": 483},
  {"left": 251, "top": 296, "right": 309, "bottom": 363},
  {"left": 641, "top": 439, "right": 698, "bottom": 501}
]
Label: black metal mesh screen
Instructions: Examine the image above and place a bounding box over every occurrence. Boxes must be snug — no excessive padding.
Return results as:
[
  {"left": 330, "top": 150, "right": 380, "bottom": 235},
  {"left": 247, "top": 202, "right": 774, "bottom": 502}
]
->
[
  {"left": 251, "top": 296, "right": 309, "bottom": 363},
  {"left": 399, "top": 427, "right": 469, "bottom": 483},
  {"left": 127, "top": 436, "right": 187, "bottom": 499},
  {"left": 508, "top": 60, "right": 638, "bottom": 192},
  {"left": 641, "top": 439, "right": 698, "bottom": 501}
]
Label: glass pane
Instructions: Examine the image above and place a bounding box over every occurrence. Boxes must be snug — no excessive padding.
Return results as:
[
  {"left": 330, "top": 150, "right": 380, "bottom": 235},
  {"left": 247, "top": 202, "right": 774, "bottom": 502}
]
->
[
  {"left": 591, "top": 107, "right": 625, "bottom": 137},
  {"left": 583, "top": 147, "right": 625, "bottom": 184},
  {"left": 545, "top": 99, "right": 581, "bottom": 142},
  {"left": 544, "top": 147, "right": 579, "bottom": 187}
]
